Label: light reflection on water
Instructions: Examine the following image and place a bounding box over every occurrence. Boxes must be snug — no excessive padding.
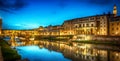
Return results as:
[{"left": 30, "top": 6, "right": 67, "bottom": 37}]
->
[
  {"left": 16, "top": 46, "right": 71, "bottom": 61},
  {"left": 31, "top": 41, "right": 120, "bottom": 61},
  {"left": 5, "top": 35, "right": 120, "bottom": 61}
]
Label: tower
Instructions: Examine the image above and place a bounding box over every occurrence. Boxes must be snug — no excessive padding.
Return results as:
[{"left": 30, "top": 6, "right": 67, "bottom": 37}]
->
[{"left": 113, "top": 4, "right": 117, "bottom": 17}]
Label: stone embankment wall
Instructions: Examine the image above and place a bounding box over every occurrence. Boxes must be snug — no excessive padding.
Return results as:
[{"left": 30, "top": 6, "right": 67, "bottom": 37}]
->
[{"left": 92, "top": 36, "right": 120, "bottom": 41}]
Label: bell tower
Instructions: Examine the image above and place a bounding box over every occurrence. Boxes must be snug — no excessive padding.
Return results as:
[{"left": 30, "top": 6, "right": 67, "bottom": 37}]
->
[{"left": 113, "top": 4, "right": 117, "bottom": 17}]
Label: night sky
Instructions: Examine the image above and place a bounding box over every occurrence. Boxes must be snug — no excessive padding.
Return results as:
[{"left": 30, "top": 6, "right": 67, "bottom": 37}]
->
[{"left": 0, "top": 0, "right": 120, "bottom": 29}]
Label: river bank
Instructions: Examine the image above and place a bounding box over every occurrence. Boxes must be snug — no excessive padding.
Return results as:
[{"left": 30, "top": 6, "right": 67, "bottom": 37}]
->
[
  {"left": 0, "top": 39, "right": 21, "bottom": 61},
  {"left": 72, "top": 40, "right": 120, "bottom": 46}
]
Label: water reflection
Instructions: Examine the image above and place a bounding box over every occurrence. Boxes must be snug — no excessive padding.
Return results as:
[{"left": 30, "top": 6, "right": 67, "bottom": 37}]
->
[
  {"left": 35, "top": 41, "right": 120, "bottom": 61},
  {"left": 7, "top": 36, "right": 120, "bottom": 61},
  {"left": 16, "top": 46, "right": 71, "bottom": 61}
]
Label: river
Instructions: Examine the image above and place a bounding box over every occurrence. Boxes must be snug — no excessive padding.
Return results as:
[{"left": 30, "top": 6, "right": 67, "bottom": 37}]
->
[
  {"left": 16, "top": 45, "right": 71, "bottom": 61},
  {"left": 14, "top": 40, "right": 120, "bottom": 61},
  {"left": 4, "top": 37, "right": 120, "bottom": 61}
]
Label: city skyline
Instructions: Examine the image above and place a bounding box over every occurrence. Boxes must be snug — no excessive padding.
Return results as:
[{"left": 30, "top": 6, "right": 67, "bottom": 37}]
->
[
  {"left": 0, "top": 0, "right": 120, "bottom": 29},
  {"left": 1, "top": 1, "right": 120, "bottom": 61}
]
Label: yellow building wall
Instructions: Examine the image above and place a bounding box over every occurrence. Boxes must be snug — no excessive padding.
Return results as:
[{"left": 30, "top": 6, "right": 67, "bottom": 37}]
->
[{"left": 110, "top": 21, "right": 120, "bottom": 36}]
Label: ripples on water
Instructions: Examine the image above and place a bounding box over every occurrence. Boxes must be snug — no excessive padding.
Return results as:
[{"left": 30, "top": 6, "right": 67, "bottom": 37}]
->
[{"left": 16, "top": 46, "right": 71, "bottom": 61}]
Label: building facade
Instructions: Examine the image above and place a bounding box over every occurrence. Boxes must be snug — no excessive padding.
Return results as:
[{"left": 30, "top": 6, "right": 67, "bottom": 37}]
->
[
  {"left": 62, "top": 20, "right": 76, "bottom": 35},
  {"left": 61, "top": 14, "right": 114, "bottom": 36},
  {"left": 36, "top": 4, "right": 120, "bottom": 36},
  {"left": 38, "top": 25, "right": 64, "bottom": 36},
  {"left": 2, "top": 4, "right": 120, "bottom": 37},
  {"left": 110, "top": 16, "right": 120, "bottom": 36},
  {"left": 73, "top": 15, "right": 110, "bottom": 36}
]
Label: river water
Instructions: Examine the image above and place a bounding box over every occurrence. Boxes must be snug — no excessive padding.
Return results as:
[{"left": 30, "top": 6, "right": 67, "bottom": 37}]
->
[
  {"left": 16, "top": 45, "right": 71, "bottom": 61},
  {"left": 14, "top": 40, "right": 120, "bottom": 61},
  {"left": 3, "top": 36, "right": 120, "bottom": 61}
]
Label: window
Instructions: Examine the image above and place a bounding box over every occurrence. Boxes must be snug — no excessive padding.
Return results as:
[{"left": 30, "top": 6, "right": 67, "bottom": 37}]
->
[
  {"left": 104, "top": 22, "right": 106, "bottom": 24},
  {"left": 90, "top": 17, "right": 94, "bottom": 20},
  {"left": 86, "top": 24, "right": 89, "bottom": 27},
  {"left": 91, "top": 24, "right": 94, "bottom": 27},
  {"left": 101, "top": 29, "right": 102, "bottom": 32},
  {"left": 96, "top": 17, "right": 100, "bottom": 19},
  {"left": 112, "top": 23, "right": 114, "bottom": 26},
  {"left": 75, "top": 26, "right": 78, "bottom": 28},
  {"left": 79, "top": 24, "right": 81, "bottom": 27},
  {"left": 112, "top": 28, "right": 114, "bottom": 30},
  {"left": 117, "top": 28, "right": 119, "bottom": 30},
  {"left": 83, "top": 24, "right": 85, "bottom": 27},
  {"left": 117, "top": 23, "right": 119, "bottom": 25},
  {"left": 104, "top": 25, "right": 105, "bottom": 27},
  {"left": 102, "top": 16, "right": 104, "bottom": 19}
]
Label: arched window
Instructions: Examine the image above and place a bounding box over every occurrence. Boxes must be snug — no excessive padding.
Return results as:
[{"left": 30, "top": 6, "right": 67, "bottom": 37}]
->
[{"left": 91, "top": 24, "right": 94, "bottom": 27}]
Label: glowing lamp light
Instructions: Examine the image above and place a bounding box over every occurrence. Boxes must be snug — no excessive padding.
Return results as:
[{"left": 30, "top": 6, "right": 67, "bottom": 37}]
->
[
  {"left": 29, "top": 38, "right": 35, "bottom": 41},
  {"left": 115, "top": 32, "right": 118, "bottom": 35},
  {"left": 116, "top": 53, "right": 119, "bottom": 56},
  {"left": 85, "top": 35, "right": 91, "bottom": 40},
  {"left": 97, "top": 32, "right": 100, "bottom": 34}
]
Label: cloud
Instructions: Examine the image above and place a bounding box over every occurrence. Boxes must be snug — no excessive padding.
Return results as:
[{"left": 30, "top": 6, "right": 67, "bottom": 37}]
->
[{"left": 0, "top": 0, "right": 28, "bottom": 13}]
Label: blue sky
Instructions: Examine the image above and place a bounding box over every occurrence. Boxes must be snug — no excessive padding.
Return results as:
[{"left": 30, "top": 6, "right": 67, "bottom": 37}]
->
[{"left": 0, "top": 0, "right": 120, "bottom": 29}]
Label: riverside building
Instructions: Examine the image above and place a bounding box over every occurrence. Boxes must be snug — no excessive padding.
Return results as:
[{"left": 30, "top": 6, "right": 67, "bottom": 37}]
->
[{"left": 38, "top": 4, "right": 120, "bottom": 36}]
